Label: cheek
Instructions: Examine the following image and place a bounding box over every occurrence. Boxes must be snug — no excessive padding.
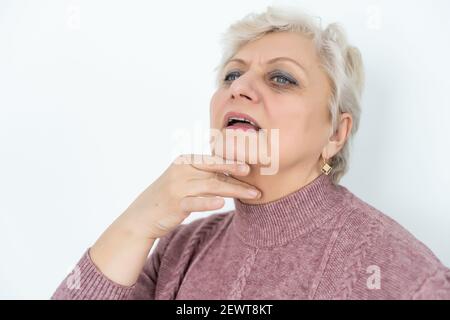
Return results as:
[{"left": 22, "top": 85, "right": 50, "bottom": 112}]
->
[
  {"left": 210, "top": 90, "right": 226, "bottom": 128},
  {"left": 270, "top": 102, "right": 327, "bottom": 165},
  {"left": 276, "top": 118, "right": 307, "bottom": 165}
]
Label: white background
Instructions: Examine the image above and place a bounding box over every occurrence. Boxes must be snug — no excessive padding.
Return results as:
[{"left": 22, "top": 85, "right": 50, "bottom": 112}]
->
[{"left": 1, "top": 0, "right": 449, "bottom": 299}]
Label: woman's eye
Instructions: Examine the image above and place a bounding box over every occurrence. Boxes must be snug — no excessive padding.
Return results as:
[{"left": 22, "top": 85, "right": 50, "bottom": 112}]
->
[
  {"left": 223, "top": 71, "right": 241, "bottom": 82},
  {"left": 223, "top": 70, "right": 298, "bottom": 87},
  {"left": 271, "top": 74, "right": 298, "bottom": 86}
]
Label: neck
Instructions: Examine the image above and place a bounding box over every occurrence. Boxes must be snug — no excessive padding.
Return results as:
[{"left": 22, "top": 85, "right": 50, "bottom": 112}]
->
[
  {"left": 232, "top": 172, "right": 345, "bottom": 247},
  {"left": 238, "top": 159, "right": 323, "bottom": 204}
]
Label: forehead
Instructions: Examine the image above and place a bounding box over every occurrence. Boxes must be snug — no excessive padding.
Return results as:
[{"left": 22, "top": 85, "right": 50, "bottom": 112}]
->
[{"left": 231, "top": 31, "right": 318, "bottom": 68}]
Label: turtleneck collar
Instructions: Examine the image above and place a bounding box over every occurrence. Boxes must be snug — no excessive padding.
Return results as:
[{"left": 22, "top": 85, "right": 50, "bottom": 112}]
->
[{"left": 232, "top": 173, "right": 346, "bottom": 248}]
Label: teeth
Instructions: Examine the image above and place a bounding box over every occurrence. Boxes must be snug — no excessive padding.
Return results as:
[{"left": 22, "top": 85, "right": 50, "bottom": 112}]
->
[{"left": 228, "top": 117, "right": 258, "bottom": 127}]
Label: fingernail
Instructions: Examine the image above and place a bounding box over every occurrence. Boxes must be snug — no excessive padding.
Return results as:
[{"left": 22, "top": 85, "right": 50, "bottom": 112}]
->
[
  {"left": 247, "top": 189, "right": 260, "bottom": 198},
  {"left": 238, "top": 164, "right": 249, "bottom": 173}
]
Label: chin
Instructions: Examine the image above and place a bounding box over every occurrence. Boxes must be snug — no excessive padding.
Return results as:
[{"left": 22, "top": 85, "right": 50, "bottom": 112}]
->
[
  {"left": 211, "top": 141, "right": 261, "bottom": 165},
  {"left": 209, "top": 127, "right": 280, "bottom": 173}
]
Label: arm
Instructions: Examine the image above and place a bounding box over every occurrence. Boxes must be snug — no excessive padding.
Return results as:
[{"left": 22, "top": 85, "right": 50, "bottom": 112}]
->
[
  {"left": 51, "top": 248, "right": 136, "bottom": 300},
  {"left": 51, "top": 154, "right": 261, "bottom": 300},
  {"left": 51, "top": 215, "right": 158, "bottom": 300},
  {"left": 51, "top": 225, "right": 174, "bottom": 300}
]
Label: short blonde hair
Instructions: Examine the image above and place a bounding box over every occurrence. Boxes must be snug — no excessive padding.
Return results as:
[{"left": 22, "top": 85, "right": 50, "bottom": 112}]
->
[{"left": 214, "top": 6, "right": 365, "bottom": 185}]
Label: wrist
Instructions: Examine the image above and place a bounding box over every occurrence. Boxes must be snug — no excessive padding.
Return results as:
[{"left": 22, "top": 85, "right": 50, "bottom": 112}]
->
[{"left": 115, "top": 209, "right": 160, "bottom": 241}]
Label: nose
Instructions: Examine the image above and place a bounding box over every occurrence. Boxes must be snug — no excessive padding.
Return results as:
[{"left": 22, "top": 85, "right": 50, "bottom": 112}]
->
[{"left": 229, "top": 73, "right": 260, "bottom": 103}]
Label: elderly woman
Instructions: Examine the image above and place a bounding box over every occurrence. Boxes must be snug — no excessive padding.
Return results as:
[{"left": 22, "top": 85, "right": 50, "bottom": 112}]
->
[{"left": 53, "top": 6, "right": 450, "bottom": 300}]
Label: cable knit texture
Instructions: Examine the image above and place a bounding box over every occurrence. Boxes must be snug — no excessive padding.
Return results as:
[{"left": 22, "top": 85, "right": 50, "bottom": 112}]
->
[{"left": 52, "top": 174, "right": 450, "bottom": 300}]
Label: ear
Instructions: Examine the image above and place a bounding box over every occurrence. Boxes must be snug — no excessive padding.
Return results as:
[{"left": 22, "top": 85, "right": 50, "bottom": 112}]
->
[{"left": 321, "top": 112, "right": 353, "bottom": 159}]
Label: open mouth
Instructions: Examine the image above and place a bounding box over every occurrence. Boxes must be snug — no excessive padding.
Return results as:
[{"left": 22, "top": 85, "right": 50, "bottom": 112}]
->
[{"left": 223, "top": 112, "right": 261, "bottom": 132}]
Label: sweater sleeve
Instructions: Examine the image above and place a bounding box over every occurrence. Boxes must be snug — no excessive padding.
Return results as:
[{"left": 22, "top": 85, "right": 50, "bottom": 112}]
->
[
  {"left": 51, "top": 231, "right": 174, "bottom": 300},
  {"left": 51, "top": 248, "right": 135, "bottom": 300},
  {"left": 412, "top": 266, "right": 450, "bottom": 300}
]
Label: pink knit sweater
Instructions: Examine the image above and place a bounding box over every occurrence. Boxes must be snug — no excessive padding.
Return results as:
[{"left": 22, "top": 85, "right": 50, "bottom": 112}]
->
[{"left": 52, "top": 174, "right": 450, "bottom": 299}]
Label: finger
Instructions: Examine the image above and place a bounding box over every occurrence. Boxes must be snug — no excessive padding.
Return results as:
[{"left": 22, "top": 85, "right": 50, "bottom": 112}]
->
[
  {"left": 189, "top": 171, "right": 260, "bottom": 191},
  {"left": 179, "top": 196, "right": 225, "bottom": 213},
  {"left": 187, "top": 154, "right": 251, "bottom": 176},
  {"left": 187, "top": 176, "right": 261, "bottom": 199}
]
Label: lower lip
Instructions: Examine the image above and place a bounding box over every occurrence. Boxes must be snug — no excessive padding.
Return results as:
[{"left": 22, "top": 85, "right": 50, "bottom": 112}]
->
[{"left": 225, "top": 123, "right": 259, "bottom": 132}]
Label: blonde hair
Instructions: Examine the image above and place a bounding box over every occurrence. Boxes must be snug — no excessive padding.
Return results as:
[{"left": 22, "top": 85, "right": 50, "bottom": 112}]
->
[{"left": 214, "top": 6, "right": 365, "bottom": 185}]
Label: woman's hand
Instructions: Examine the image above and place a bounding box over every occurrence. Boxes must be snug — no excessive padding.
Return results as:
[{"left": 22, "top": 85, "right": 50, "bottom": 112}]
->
[
  {"left": 89, "top": 154, "right": 261, "bottom": 286},
  {"left": 118, "top": 154, "right": 261, "bottom": 240}
]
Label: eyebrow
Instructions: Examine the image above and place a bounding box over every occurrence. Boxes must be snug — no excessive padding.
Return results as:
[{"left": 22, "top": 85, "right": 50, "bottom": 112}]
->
[{"left": 224, "top": 56, "right": 308, "bottom": 76}]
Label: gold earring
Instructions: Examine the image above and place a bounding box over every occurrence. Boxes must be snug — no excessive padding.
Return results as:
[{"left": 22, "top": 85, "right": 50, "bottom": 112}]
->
[{"left": 321, "top": 156, "right": 333, "bottom": 175}]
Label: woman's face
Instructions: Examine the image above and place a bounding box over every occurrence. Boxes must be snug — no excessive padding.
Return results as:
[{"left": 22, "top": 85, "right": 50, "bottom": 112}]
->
[{"left": 210, "top": 31, "right": 335, "bottom": 175}]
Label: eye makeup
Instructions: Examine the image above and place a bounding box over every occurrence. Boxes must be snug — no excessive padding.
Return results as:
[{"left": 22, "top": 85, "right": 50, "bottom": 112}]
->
[{"left": 222, "top": 68, "right": 300, "bottom": 88}]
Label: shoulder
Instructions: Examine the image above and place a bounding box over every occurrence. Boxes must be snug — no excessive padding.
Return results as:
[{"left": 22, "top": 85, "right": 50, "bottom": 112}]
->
[{"left": 331, "top": 186, "right": 450, "bottom": 299}]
